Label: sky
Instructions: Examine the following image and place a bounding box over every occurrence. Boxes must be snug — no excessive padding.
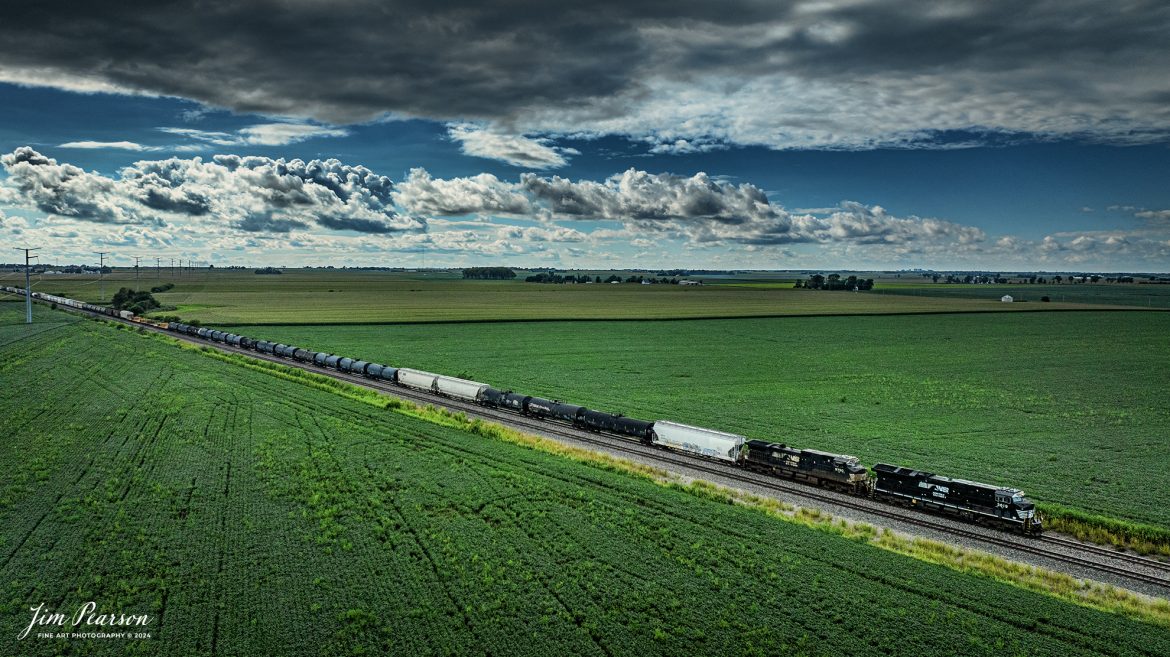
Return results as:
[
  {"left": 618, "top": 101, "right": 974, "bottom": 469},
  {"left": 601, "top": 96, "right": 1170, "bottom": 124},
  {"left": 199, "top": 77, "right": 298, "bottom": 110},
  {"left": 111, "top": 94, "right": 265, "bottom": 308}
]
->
[{"left": 0, "top": 1, "right": 1168, "bottom": 272}]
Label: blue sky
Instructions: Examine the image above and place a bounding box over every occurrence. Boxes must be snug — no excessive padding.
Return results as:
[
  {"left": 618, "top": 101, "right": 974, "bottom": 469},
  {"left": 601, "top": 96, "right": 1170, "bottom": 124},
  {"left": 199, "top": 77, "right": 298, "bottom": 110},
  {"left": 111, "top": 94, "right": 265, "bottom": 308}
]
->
[{"left": 1, "top": 1, "right": 1168, "bottom": 271}]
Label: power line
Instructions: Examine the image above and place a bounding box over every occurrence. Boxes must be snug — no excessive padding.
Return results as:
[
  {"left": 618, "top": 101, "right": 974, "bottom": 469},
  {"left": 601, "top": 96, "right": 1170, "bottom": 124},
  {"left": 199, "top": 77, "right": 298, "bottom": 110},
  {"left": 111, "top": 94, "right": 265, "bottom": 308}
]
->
[
  {"left": 95, "top": 251, "right": 108, "bottom": 301},
  {"left": 13, "top": 247, "right": 39, "bottom": 324}
]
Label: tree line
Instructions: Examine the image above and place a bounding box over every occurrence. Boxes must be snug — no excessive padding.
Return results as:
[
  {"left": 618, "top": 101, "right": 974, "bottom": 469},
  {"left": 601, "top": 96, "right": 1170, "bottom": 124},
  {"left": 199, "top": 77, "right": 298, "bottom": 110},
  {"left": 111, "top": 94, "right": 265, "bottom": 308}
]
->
[
  {"left": 463, "top": 267, "right": 516, "bottom": 280},
  {"left": 525, "top": 273, "right": 686, "bottom": 284},
  {"left": 795, "top": 274, "right": 875, "bottom": 290}
]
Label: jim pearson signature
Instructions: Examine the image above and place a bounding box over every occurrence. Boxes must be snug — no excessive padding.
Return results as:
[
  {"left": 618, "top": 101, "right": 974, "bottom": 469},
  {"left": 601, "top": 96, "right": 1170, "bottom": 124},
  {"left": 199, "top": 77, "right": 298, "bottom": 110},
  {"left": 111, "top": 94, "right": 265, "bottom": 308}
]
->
[{"left": 18, "top": 602, "right": 152, "bottom": 640}]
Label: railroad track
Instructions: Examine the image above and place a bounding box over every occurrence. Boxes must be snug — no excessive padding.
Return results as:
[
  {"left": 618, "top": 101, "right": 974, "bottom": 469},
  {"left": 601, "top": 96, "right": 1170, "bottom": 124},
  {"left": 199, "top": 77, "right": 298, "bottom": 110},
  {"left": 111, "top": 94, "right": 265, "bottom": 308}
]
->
[
  {"left": 37, "top": 301, "right": 1170, "bottom": 594},
  {"left": 1041, "top": 533, "right": 1170, "bottom": 571}
]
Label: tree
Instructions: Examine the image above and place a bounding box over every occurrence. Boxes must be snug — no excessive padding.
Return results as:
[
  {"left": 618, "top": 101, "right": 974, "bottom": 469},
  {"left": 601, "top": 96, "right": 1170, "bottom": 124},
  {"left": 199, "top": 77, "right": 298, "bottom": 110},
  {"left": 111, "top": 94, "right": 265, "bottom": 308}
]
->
[
  {"left": 111, "top": 288, "right": 160, "bottom": 313},
  {"left": 463, "top": 267, "right": 516, "bottom": 280}
]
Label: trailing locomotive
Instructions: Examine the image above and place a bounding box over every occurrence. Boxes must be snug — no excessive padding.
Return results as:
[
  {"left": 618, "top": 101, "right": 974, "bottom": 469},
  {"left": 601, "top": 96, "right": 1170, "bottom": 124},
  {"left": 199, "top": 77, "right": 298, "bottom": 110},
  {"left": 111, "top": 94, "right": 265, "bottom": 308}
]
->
[
  {"left": 11, "top": 289, "right": 1044, "bottom": 536},
  {"left": 743, "top": 440, "right": 870, "bottom": 495}
]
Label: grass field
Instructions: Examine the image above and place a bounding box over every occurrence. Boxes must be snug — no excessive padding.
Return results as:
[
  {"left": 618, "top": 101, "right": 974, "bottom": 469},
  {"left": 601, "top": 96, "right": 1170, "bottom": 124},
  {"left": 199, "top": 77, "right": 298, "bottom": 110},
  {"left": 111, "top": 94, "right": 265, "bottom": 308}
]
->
[
  {"left": 0, "top": 269, "right": 1149, "bottom": 324},
  {"left": 251, "top": 311, "right": 1170, "bottom": 530},
  {"left": 872, "top": 282, "right": 1170, "bottom": 309},
  {"left": 1, "top": 304, "right": 1168, "bottom": 656}
]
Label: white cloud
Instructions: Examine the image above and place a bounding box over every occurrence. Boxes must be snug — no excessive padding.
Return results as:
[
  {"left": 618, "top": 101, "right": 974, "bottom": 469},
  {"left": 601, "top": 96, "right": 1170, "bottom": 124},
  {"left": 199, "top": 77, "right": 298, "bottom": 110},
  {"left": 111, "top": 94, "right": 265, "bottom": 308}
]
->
[
  {"left": 4, "top": 148, "right": 1169, "bottom": 270},
  {"left": 1136, "top": 209, "right": 1170, "bottom": 222},
  {"left": 447, "top": 124, "right": 572, "bottom": 169},
  {"left": 58, "top": 141, "right": 152, "bottom": 151},
  {"left": 0, "top": 147, "right": 414, "bottom": 234},
  {"left": 159, "top": 122, "right": 349, "bottom": 148},
  {"left": 393, "top": 168, "right": 531, "bottom": 216}
]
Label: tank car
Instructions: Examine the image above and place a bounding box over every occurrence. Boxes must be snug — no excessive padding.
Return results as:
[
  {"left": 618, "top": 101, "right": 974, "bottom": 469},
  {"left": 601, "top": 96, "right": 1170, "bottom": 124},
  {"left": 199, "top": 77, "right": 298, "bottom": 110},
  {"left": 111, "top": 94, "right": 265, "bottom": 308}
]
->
[
  {"left": 480, "top": 388, "right": 530, "bottom": 412},
  {"left": 580, "top": 409, "right": 654, "bottom": 441},
  {"left": 524, "top": 398, "right": 584, "bottom": 424}
]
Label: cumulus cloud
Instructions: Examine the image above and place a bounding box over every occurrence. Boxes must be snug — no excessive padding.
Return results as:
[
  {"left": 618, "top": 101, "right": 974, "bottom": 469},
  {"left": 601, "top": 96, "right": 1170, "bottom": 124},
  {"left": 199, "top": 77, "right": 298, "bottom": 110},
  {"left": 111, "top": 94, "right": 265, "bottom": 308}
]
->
[
  {"left": 393, "top": 168, "right": 531, "bottom": 216},
  {"left": 0, "top": 147, "right": 145, "bottom": 224},
  {"left": 447, "top": 124, "right": 574, "bottom": 168},
  {"left": 0, "top": 147, "right": 417, "bottom": 235},
  {"left": 5, "top": 148, "right": 1168, "bottom": 269},
  {"left": 0, "top": 2, "right": 1165, "bottom": 150},
  {"left": 393, "top": 166, "right": 992, "bottom": 249}
]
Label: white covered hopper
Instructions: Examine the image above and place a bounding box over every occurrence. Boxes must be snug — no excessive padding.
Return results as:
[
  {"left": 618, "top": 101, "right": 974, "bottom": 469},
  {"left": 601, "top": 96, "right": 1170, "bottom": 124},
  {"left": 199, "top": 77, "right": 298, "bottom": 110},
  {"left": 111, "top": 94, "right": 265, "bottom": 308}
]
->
[
  {"left": 396, "top": 368, "right": 439, "bottom": 392},
  {"left": 651, "top": 421, "right": 745, "bottom": 462},
  {"left": 434, "top": 374, "right": 490, "bottom": 402}
]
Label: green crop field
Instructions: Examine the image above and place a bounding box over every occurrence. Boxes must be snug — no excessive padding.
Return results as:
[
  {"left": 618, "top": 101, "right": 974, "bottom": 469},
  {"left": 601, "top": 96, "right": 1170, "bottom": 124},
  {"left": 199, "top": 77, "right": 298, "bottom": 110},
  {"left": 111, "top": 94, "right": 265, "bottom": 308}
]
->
[
  {"left": 0, "top": 269, "right": 1144, "bottom": 325},
  {"left": 2, "top": 304, "right": 1169, "bottom": 656},
  {"left": 872, "top": 282, "right": 1170, "bottom": 309},
  {"left": 252, "top": 311, "right": 1170, "bottom": 530}
]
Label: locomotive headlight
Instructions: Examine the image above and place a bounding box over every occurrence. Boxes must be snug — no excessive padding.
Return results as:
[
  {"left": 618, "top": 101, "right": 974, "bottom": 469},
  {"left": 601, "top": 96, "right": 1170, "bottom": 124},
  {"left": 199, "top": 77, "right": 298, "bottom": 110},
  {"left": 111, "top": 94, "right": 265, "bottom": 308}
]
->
[{"left": 1017, "top": 509, "right": 1034, "bottom": 519}]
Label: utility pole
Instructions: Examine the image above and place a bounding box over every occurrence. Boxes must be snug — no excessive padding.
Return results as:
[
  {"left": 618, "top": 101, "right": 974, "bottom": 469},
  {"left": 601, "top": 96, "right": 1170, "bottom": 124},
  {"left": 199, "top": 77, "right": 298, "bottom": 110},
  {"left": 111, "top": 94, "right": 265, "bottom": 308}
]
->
[
  {"left": 156, "top": 257, "right": 161, "bottom": 280},
  {"left": 171, "top": 258, "right": 175, "bottom": 278},
  {"left": 14, "top": 247, "right": 38, "bottom": 324},
  {"left": 134, "top": 256, "right": 141, "bottom": 285},
  {"left": 95, "top": 251, "right": 108, "bottom": 301}
]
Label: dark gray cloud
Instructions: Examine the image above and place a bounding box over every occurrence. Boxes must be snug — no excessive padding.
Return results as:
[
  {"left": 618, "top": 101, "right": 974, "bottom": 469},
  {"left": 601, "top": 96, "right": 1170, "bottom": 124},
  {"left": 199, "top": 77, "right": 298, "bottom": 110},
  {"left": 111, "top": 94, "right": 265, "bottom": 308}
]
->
[
  {"left": 315, "top": 215, "right": 399, "bottom": 234},
  {"left": 237, "top": 213, "right": 308, "bottom": 233},
  {"left": 0, "top": 2, "right": 1167, "bottom": 148}
]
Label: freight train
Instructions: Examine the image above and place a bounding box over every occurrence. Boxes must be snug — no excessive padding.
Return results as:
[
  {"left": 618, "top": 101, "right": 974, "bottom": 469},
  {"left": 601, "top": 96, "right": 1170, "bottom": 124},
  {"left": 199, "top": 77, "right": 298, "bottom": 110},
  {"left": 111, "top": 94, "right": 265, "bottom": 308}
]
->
[{"left": 2, "top": 285, "right": 1043, "bottom": 534}]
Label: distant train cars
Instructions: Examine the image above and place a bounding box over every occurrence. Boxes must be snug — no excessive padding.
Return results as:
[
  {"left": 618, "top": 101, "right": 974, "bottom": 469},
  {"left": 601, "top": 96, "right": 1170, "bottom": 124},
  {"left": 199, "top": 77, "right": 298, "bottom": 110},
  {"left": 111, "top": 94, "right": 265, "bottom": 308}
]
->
[{"left": 8, "top": 288, "right": 1044, "bottom": 535}]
